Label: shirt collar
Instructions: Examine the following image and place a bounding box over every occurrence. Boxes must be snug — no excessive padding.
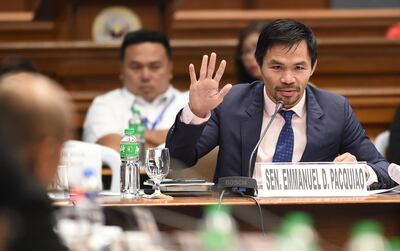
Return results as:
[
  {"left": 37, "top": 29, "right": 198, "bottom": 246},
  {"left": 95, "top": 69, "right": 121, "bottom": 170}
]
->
[
  {"left": 263, "top": 85, "right": 306, "bottom": 118},
  {"left": 123, "top": 85, "right": 174, "bottom": 106}
]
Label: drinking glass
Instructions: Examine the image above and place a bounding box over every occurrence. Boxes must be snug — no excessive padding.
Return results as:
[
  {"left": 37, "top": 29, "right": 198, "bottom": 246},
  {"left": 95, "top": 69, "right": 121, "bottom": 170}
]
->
[
  {"left": 48, "top": 165, "right": 70, "bottom": 200},
  {"left": 144, "top": 148, "right": 172, "bottom": 199}
]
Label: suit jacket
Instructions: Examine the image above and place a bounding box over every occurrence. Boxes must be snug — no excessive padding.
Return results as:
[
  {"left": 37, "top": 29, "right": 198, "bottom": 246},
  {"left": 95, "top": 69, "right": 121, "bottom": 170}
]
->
[{"left": 166, "top": 81, "right": 396, "bottom": 189}]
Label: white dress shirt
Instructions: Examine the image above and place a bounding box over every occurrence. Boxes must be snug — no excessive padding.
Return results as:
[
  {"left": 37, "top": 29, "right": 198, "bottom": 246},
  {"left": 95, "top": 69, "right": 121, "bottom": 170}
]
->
[
  {"left": 83, "top": 86, "right": 189, "bottom": 143},
  {"left": 252, "top": 88, "right": 307, "bottom": 183}
]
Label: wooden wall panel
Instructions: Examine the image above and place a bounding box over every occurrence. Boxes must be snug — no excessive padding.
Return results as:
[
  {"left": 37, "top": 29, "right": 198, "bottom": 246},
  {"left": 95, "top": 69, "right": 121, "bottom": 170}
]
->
[
  {"left": 172, "top": 9, "right": 400, "bottom": 39},
  {"left": 177, "top": 0, "right": 330, "bottom": 10},
  {"left": 0, "top": 0, "right": 177, "bottom": 41},
  {"left": 71, "top": 0, "right": 171, "bottom": 40}
]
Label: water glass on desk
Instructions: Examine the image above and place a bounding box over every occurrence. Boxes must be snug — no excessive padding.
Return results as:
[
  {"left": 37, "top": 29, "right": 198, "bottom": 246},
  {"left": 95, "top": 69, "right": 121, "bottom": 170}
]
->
[
  {"left": 48, "top": 165, "right": 69, "bottom": 200},
  {"left": 143, "top": 148, "right": 172, "bottom": 199}
]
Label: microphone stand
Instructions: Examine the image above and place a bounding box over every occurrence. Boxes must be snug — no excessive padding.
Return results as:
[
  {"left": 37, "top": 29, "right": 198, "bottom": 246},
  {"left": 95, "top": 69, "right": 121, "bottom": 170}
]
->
[{"left": 218, "top": 100, "right": 284, "bottom": 196}]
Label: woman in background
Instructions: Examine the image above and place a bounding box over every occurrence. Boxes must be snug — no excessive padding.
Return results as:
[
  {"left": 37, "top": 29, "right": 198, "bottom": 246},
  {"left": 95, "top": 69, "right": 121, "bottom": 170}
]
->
[{"left": 235, "top": 21, "right": 268, "bottom": 83}]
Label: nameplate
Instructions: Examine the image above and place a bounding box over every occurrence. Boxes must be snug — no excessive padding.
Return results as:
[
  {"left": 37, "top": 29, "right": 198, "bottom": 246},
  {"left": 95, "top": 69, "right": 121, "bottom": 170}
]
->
[{"left": 257, "top": 163, "right": 367, "bottom": 197}]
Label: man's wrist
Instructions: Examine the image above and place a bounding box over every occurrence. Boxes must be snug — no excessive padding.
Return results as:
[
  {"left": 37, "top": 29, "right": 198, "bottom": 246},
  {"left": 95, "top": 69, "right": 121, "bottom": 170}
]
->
[
  {"left": 180, "top": 104, "right": 211, "bottom": 125},
  {"left": 188, "top": 103, "right": 209, "bottom": 118}
]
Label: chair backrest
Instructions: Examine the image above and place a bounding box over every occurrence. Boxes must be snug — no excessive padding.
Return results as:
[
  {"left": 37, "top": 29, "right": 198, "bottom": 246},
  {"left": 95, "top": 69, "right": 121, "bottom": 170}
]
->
[
  {"left": 169, "top": 147, "right": 219, "bottom": 181},
  {"left": 374, "top": 130, "right": 390, "bottom": 157},
  {"left": 60, "top": 140, "right": 120, "bottom": 193}
]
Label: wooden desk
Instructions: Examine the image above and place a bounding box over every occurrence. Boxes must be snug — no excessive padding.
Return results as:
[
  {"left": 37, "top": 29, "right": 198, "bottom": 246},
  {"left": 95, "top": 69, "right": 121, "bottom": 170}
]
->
[{"left": 55, "top": 194, "right": 400, "bottom": 248}]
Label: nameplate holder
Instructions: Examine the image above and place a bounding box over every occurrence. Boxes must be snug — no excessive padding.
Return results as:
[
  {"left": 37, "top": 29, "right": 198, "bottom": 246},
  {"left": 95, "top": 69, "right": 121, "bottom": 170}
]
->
[{"left": 257, "top": 162, "right": 367, "bottom": 197}]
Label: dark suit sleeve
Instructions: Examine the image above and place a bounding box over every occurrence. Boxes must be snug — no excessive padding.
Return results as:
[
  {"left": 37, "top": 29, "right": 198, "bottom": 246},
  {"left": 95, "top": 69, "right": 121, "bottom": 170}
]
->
[
  {"left": 387, "top": 106, "right": 400, "bottom": 164},
  {"left": 341, "top": 99, "right": 397, "bottom": 189},
  {"left": 166, "top": 109, "right": 219, "bottom": 167}
]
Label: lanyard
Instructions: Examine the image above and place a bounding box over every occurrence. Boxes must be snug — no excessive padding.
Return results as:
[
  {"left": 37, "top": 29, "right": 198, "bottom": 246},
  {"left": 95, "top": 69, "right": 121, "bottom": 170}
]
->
[{"left": 142, "top": 94, "right": 176, "bottom": 130}]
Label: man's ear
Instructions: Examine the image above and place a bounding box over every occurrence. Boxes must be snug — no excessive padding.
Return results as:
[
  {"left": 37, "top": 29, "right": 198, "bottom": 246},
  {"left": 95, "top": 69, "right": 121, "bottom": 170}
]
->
[{"left": 310, "top": 59, "right": 318, "bottom": 76}]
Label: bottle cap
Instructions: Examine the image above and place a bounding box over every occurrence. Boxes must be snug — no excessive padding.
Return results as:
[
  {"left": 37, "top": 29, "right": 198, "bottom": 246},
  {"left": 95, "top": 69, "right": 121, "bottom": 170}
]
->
[
  {"left": 204, "top": 204, "right": 230, "bottom": 215},
  {"left": 280, "top": 211, "right": 313, "bottom": 235},
  {"left": 351, "top": 220, "right": 383, "bottom": 236},
  {"left": 131, "top": 108, "right": 141, "bottom": 115},
  {"left": 388, "top": 237, "right": 400, "bottom": 251},
  {"left": 124, "top": 128, "right": 135, "bottom": 135}
]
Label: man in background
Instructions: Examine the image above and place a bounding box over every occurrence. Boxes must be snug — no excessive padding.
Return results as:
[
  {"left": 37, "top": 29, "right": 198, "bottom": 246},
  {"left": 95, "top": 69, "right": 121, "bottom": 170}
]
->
[
  {"left": 0, "top": 72, "right": 72, "bottom": 250},
  {"left": 0, "top": 55, "right": 37, "bottom": 76},
  {"left": 83, "top": 29, "right": 188, "bottom": 151}
]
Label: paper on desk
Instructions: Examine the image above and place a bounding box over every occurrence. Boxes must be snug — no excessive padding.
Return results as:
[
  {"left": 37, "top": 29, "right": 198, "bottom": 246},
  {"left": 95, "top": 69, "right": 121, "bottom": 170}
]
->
[
  {"left": 99, "top": 191, "right": 120, "bottom": 196},
  {"left": 366, "top": 184, "right": 400, "bottom": 195},
  {"left": 99, "top": 190, "right": 146, "bottom": 196}
]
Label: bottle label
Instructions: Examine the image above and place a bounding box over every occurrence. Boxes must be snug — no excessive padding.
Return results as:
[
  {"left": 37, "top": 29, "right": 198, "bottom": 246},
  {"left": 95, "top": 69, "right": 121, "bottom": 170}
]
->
[{"left": 120, "top": 143, "right": 139, "bottom": 158}]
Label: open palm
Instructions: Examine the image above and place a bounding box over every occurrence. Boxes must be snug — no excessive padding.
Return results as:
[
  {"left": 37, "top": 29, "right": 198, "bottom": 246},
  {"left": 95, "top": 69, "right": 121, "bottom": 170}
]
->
[{"left": 188, "top": 53, "right": 232, "bottom": 118}]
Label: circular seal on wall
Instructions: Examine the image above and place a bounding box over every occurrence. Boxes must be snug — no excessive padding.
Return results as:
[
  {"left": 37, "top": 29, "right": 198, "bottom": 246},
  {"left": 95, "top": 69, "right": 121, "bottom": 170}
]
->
[{"left": 92, "top": 6, "right": 142, "bottom": 43}]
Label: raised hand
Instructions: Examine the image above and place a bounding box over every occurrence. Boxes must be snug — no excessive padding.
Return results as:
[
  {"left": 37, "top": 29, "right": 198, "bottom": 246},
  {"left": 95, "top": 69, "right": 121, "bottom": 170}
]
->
[{"left": 188, "top": 52, "right": 232, "bottom": 118}]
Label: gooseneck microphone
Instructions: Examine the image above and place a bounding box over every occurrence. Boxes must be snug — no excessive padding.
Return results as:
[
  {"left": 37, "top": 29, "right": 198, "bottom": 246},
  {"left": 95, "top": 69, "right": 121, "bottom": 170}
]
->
[
  {"left": 248, "top": 100, "right": 285, "bottom": 177},
  {"left": 217, "top": 100, "right": 285, "bottom": 196}
]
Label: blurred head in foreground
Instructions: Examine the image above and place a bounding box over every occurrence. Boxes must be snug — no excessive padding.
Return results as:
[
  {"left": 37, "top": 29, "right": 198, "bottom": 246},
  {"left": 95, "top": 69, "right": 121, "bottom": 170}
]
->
[{"left": 0, "top": 72, "right": 74, "bottom": 187}]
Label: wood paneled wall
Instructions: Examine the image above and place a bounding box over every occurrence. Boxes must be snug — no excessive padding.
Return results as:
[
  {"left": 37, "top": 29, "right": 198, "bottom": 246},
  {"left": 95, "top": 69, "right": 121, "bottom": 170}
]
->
[
  {"left": 172, "top": 9, "right": 400, "bottom": 38},
  {"left": 0, "top": 0, "right": 177, "bottom": 41},
  {"left": 177, "top": 0, "right": 330, "bottom": 10},
  {"left": 1, "top": 37, "right": 399, "bottom": 138}
]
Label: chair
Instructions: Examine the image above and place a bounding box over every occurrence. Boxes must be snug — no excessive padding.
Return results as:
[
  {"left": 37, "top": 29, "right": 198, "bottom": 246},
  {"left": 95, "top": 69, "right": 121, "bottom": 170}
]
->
[
  {"left": 374, "top": 130, "right": 390, "bottom": 157},
  {"left": 169, "top": 147, "right": 219, "bottom": 181},
  {"left": 60, "top": 140, "right": 120, "bottom": 193}
]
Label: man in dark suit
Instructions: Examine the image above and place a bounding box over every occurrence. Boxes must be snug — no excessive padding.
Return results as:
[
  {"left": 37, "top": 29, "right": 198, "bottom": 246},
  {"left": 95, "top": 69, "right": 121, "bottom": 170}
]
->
[{"left": 166, "top": 19, "right": 396, "bottom": 189}]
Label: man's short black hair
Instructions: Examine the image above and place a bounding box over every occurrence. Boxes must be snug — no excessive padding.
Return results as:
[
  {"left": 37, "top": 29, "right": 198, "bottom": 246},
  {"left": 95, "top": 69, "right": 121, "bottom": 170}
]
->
[
  {"left": 0, "top": 55, "right": 37, "bottom": 76},
  {"left": 255, "top": 19, "right": 317, "bottom": 68},
  {"left": 120, "top": 29, "right": 172, "bottom": 61}
]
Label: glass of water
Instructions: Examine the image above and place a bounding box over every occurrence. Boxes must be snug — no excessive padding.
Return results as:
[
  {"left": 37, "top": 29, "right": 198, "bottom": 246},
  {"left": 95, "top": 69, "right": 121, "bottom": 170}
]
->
[
  {"left": 144, "top": 148, "right": 172, "bottom": 199},
  {"left": 48, "top": 165, "right": 69, "bottom": 200}
]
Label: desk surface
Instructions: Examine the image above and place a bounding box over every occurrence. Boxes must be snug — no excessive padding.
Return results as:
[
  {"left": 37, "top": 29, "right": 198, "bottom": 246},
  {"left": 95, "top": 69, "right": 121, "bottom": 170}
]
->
[
  {"left": 53, "top": 193, "right": 400, "bottom": 248},
  {"left": 54, "top": 194, "right": 400, "bottom": 207}
]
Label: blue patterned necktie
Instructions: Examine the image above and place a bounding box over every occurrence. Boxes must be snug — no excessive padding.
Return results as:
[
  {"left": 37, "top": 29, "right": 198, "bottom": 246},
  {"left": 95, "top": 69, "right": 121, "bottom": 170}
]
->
[{"left": 272, "top": 110, "right": 295, "bottom": 162}]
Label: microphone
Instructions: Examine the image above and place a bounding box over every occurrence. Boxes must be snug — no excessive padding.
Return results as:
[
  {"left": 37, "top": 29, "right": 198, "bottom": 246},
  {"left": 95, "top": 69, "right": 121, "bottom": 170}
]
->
[
  {"left": 218, "top": 100, "right": 285, "bottom": 196},
  {"left": 248, "top": 100, "right": 285, "bottom": 177},
  {"left": 388, "top": 163, "right": 400, "bottom": 184}
]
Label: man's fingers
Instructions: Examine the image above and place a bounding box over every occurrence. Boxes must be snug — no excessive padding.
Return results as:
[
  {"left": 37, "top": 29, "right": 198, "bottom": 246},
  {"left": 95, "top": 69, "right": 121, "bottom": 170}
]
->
[
  {"left": 207, "top": 52, "right": 216, "bottom": 78},
  {"left": 217, "top": 83, "right": 232, "bottom": 100},
  {"left": 199, "top": 55, "right": 208, "bottom": 80},
  {"left": 214, "top": 60, "right": 226, "bottom": 83},
  {"left": 334, "top": 153, "right": 348, "bottom": 162},
  {"left": 334, "top": 152, "right": 357, "bottom": 163},
  {"left": 189, "top": 64, "right": 197, "bottom": 86}
]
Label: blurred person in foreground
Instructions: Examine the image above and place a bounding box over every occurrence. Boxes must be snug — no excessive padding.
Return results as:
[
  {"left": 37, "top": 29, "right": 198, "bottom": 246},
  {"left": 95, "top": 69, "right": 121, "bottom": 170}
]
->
[
  {"left": 235, "top": 21, "right": 268, "bottom": 83},
  {"left": 166, "top": 19, "right": 397, "bottom": 189},
  {"left": 83, "top": 29, "right": 188, "bottom": 151},
  {"left": 0, "top": 72, "right": 72, "bottom": 250}
]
